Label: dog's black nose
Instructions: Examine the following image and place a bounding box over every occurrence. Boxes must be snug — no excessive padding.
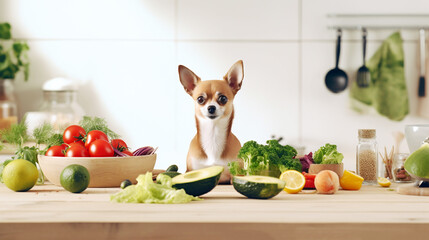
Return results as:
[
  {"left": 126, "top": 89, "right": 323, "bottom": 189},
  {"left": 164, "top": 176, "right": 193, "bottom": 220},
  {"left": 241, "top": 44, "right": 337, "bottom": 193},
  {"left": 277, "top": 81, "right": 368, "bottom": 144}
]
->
[{"left": 207, "top": 105, "right": 216, "bottom": 114}]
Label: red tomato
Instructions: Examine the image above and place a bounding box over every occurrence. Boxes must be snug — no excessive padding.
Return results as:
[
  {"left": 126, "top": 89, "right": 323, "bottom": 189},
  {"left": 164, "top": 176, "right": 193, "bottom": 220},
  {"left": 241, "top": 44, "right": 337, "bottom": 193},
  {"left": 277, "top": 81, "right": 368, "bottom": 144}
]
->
[
  {"left": 45, "top": 145, "right": 65, "bottom": 157},
  {"left": 63, "top": 125, "right": 86, "bottom": 144},
  {"left": 122, "top": 150, "right": 133, "bottom": 156},
  {"left": 111, "top": 139, "right": 128, "bottom": 151},
  {"left": 88, "top": 139, "right": 114, "bottom": 157},
  {"left": 85, "top": 130, "right": 108, "bottom": 148},
  {"left": 66, "top": 144, "right": 90, "bottom": 157},
  {"left": 68, "top": 141, "right": 85, "bottom": 149},
  {"left": 303, "top": 172, "right": 316, "bottom": 189},
  {"left": 60, "top": 143, "right": 68, "bottom": 150}
]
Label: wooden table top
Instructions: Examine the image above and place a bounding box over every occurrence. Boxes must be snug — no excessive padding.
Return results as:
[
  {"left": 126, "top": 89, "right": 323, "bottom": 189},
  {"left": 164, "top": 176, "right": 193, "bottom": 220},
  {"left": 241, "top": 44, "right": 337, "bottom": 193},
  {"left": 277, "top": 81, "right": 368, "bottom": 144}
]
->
[{"left": 1, "top": 183, "right": 429, "bottom": 240}]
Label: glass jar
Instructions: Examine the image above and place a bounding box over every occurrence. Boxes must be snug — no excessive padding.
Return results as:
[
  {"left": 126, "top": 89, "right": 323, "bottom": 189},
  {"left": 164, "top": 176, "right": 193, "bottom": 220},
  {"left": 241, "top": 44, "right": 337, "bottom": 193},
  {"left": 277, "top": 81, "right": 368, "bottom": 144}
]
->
[
  {"left": 0, "top": 79, "right": 18, "bottom": 131},
  {"left": 39, "top": 78, "right": 84, "bottom": 131},
  {"left": 356, "top": 129, "right": 378, "bottom": 184},
  {"left": 392, "top": 153, "right": 413, "bottom": 183}
]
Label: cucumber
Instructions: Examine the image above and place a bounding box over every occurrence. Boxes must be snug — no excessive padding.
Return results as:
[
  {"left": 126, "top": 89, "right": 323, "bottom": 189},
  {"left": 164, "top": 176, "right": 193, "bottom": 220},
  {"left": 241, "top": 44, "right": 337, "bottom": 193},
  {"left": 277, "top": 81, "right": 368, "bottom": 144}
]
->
[
  {"left": 232, "top": 175, "right": 286, "bottom": 199},
  {"left": 172, "top": 166, "right": 224, "bottom": 196},
  {"left": 166, "top": 164, "right": 179, "bottom": 172}
]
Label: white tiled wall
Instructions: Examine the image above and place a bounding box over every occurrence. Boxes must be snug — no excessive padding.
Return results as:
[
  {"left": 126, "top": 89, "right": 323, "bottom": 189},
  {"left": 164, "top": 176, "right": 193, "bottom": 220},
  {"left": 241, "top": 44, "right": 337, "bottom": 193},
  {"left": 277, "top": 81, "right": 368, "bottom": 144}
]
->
[{"left": 1, "top": 0, "right": 429, "bottom": 171}]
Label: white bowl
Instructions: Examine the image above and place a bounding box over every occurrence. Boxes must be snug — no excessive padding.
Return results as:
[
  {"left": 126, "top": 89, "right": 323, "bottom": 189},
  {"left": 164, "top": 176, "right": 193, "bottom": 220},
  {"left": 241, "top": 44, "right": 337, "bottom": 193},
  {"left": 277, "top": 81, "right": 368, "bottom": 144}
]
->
[
  {"left": 405, "top": 125, "right": 429, "bottom": 153},
  {"left": 39, "top": 154, "right": 156, "bottom": 188}
]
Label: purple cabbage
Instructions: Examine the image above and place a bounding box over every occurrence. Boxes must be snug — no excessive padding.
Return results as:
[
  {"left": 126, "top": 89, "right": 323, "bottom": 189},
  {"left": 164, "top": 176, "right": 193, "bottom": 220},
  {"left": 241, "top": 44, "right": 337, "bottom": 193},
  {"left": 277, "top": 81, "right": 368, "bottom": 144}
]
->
[{"left": 299, "top": 152, "right": 314, "bottom": 173}]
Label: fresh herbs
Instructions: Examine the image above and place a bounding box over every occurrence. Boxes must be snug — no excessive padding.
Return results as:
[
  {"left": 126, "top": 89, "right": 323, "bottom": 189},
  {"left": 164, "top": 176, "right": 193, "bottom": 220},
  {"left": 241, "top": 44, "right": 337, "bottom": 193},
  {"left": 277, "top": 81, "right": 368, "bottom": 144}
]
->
[
  {"left": 32, "top": 123, "right": 63, "bottom": 153},
  {"left": 0, "top": 116, "right": 28, "bottom": 146},
  {"left": 79, "top": 116, "right": 120, "bottom": 139},
  {"left": 228, "top": 140, "right": 301, "bottom": 177},
  {"left": 0, "top": 22, "right": 30, "bottom": 80},
  {"left": 313, "top": 143, "right": 344, "bottom": 164}
]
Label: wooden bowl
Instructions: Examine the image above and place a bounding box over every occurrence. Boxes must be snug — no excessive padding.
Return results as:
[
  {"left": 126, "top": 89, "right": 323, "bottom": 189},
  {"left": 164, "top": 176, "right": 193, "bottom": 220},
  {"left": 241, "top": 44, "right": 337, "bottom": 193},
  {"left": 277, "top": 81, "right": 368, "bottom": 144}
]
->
[
  {"left": 308, "top": 163, "right": 344, "bottom": 178},
  {"left": 38, "top": 154, "right": 156, "bottom": 188}
]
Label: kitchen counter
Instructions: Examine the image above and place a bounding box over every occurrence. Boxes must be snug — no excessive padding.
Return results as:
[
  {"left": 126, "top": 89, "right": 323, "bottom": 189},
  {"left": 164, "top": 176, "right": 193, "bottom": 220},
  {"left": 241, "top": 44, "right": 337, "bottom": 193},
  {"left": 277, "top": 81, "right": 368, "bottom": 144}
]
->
[{"left": 1, "top": 183, "right": 428, "bottom": 240}]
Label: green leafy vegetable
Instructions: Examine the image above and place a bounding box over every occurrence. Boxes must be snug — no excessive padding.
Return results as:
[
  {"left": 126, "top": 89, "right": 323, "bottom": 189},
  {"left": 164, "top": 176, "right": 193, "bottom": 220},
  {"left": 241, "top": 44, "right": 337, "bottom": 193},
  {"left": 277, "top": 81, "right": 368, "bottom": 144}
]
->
[
  {"left": 111, "top": 172, "right": 201, "bottom": 204},
  {"left": 313, "top": 143, "right": 344, "bottom": 164},
  {"left": 229, "top": 140, "right": 301, "bottom": 177},
  {"left": 79, "top": 116, "right": 120, "bottom": 139}
]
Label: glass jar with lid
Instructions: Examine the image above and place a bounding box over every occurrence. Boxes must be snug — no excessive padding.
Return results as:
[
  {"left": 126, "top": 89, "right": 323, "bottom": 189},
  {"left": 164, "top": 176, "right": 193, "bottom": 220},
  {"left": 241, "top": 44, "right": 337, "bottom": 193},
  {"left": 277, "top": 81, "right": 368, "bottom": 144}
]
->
[
  {"left": 38, "top": 78, "right": 84, "bottom": 131},
  {"left": 356, "top": 129, "right": 378, "bottom": 184},
  {"left": 392, "top": 153, "right": 413, "bottom": 183}
]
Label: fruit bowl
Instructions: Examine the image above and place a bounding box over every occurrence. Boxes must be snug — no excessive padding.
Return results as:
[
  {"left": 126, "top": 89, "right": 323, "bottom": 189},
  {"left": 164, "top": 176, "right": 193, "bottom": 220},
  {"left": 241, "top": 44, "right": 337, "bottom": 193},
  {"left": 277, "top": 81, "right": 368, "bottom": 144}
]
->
[{"left": 38, "top": 154, "right": 156, "bottom": 188}]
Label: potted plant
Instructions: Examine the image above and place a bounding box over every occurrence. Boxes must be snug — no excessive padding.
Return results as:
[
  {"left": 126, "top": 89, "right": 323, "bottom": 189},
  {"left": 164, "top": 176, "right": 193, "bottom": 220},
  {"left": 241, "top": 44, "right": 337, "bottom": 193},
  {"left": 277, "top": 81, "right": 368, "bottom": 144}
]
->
[{"left": 0, "top": 22, "right": 29, "bottom": 130}]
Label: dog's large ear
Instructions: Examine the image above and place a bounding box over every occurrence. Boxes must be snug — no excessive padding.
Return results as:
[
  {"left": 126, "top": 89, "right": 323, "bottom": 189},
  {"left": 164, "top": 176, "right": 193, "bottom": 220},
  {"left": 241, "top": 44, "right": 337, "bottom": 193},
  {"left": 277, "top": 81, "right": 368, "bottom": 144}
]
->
[
  {"left": 179, "top": 65, "right": 201, "bottom": 96},
  {"left": 224, "top": 60, "right": 244, "bottom": 95}
]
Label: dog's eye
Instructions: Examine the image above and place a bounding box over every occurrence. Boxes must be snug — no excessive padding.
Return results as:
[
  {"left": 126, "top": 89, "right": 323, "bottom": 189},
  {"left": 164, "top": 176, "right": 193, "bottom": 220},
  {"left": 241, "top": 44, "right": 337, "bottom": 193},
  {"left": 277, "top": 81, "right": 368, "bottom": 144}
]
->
[
  {"left": 218, "top": 95, "right": 228, "bottom": 105},
  {"left": 197, "top": 96, "right": 205, "bottom": 105}
]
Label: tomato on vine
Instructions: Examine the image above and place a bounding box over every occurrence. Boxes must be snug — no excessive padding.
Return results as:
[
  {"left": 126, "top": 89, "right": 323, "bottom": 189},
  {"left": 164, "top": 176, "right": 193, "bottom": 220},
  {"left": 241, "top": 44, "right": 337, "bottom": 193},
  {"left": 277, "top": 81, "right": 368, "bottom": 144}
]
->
[
  {"left": 63, "top": 125, "right": 86, "bottom": 145},
  {"left": 45, "top": 145, "right": 65, "bottom": 157},
  {"left": 88, "top": 139, "right": 114, "bottom": 157},
  {"left": 85, "top": 130, "right": 108, "bottom": 148},
  {"left": 66, "top": 144, "right": 90, "bottom": 157},
  {"left": 111, "top": 139, "right": 128, "bottom": 151}
]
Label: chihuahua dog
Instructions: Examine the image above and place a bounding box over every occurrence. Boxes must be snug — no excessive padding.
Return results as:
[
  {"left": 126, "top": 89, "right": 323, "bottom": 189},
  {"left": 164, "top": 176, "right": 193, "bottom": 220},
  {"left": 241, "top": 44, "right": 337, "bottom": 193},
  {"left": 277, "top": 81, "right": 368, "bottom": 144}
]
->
[{"left": 178, "top": 60, "right": 244, "bottom": 184}]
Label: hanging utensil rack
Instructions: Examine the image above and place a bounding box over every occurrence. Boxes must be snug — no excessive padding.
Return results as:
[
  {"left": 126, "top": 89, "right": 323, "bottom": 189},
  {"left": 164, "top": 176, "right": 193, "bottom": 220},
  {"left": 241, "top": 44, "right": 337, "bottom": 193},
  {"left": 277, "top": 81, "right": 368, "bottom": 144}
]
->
[{"left": 327, "top": 14, "right": 429, "bottom": 30}]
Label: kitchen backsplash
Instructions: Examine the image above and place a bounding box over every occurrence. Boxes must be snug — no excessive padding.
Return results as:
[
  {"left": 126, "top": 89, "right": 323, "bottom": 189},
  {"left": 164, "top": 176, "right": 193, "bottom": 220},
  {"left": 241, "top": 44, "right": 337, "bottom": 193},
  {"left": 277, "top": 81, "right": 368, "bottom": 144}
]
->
[{"left": 1, "top": 0, "right": 429, "bottom": 171}]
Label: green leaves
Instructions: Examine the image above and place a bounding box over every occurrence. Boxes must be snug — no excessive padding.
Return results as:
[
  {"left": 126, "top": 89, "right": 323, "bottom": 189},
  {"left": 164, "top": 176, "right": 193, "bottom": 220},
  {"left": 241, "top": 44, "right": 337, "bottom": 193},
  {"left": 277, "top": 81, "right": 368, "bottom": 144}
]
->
[
  {"left": 79, "top": 116, "right": 120, "bottom": 139},
  {"left": 32, "top": 123, "right": 64, "bottom": 154},
  {"left": 0, "top": 23, "right": 11, "bottom": 39},
  {"left": 313, "top": 143, "right": 344, "bottom": 164},
  {"left": 229, "top": 140, "right": 301, "bottom": 176},
  {"left": 0, "top": 22, "right": 30, "bottom": 80},
  {"left": 0, "top": 116, "right": 29, "bottom": 146}
]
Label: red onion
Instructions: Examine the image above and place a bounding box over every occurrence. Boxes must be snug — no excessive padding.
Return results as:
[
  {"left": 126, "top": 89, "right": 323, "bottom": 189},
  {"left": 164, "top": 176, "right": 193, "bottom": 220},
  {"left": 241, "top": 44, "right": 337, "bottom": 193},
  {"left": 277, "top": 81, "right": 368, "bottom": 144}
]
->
[{"left": 114, "top": 148, "right": 127, "bottom": 157}]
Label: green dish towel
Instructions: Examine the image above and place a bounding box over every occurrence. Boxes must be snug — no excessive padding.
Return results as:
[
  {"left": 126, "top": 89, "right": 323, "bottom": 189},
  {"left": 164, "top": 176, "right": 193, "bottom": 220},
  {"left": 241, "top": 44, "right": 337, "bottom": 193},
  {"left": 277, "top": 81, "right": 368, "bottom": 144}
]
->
[{"left": 350, "top": 32, "right": 409, "bottom": 121}]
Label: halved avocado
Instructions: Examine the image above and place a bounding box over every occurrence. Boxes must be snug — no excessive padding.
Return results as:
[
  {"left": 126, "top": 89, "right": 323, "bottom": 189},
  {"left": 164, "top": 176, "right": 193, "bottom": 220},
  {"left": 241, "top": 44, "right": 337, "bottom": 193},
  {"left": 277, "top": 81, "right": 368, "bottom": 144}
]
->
[
  {"left": 233, "top": 175, "right": 286, "bottom": 199},
  {"left": 172, "top": 166, "right": 224, "bottom": 196},
  {"left": 160, "top": 172, "right": 181, "bottom": 178}
]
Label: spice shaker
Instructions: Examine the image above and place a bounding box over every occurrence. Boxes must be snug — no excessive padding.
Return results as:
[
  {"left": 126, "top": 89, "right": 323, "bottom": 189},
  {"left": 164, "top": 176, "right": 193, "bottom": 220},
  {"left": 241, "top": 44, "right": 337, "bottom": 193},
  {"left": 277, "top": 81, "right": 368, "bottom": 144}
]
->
[{"left": 356, "top": 129, "right": 378, "bottom": 184}]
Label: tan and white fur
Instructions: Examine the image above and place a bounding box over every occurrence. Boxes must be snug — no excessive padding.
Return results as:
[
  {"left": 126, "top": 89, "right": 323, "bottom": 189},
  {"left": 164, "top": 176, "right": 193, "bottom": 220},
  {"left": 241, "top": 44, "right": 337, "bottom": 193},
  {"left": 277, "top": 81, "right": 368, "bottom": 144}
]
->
[{"left": 178, "top": 60, "right": 244, "bottom": 184}]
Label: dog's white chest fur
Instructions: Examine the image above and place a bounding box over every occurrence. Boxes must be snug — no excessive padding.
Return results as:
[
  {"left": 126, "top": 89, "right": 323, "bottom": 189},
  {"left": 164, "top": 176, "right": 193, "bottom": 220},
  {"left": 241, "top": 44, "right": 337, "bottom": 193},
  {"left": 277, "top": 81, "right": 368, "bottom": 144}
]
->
[{"left": 192, "top": 114, "right": 230, "bottom": 169}]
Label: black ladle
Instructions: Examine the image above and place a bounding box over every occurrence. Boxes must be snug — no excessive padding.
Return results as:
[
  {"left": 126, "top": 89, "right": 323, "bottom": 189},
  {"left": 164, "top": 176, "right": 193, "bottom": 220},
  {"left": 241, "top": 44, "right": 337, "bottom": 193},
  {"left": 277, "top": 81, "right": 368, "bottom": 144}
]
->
[{"left": 325, "top": 29, "right": 348, "bottom": 93}]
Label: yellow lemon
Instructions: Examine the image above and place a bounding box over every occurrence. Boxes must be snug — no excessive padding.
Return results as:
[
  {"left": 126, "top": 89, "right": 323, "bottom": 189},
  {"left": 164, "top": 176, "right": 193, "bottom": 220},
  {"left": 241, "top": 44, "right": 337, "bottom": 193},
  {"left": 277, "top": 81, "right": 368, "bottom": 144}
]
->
[
  {"left": 2, "top": 159, "right": 38, "bottom": 192},
  {"left": 340, "top": 170, "right": 364, "bottom": 190},
  {"left": 377, "top": 177, "right": 391, "bottom": 187},
  {"left": 279, "top": 170, "right": 305, "bottom": 194}
]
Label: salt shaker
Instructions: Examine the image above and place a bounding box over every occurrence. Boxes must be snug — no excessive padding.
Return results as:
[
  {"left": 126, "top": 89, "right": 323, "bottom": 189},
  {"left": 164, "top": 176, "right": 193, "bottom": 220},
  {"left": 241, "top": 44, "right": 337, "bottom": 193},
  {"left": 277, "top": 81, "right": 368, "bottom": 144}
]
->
[{"left": 356, "top": 129, "right": 378, "bottom": 184}]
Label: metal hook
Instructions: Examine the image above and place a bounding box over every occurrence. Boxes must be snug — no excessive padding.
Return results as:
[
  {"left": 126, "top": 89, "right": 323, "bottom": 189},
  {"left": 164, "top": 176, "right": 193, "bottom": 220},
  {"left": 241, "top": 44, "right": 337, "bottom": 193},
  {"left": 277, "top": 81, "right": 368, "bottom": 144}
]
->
[{"left": 337, "top": 28, "right": 342, "bottom": 36}]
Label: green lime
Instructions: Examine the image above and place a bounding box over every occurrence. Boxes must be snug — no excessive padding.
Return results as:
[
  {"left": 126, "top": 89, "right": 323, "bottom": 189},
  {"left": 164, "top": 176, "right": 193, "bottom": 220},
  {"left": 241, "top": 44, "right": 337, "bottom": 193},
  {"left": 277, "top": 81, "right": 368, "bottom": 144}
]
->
[
  {"left": 2, "top": 159, "right": 38, "bottom": 192},
  {"left": 60, "top": 164, "right": 90, "bottom": 193}
]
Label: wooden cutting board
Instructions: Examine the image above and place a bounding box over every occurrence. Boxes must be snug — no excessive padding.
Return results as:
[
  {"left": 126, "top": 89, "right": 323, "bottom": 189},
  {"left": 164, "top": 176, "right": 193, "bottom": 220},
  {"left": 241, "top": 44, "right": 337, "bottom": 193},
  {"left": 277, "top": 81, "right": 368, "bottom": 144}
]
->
[{"left": 397, "top": 183, "right": 429, "bottom": 196}]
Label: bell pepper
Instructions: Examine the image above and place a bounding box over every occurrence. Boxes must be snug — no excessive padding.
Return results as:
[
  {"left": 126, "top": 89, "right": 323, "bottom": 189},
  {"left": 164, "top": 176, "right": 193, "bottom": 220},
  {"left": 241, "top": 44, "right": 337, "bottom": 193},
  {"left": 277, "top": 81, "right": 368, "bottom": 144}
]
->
[{"left": 303, "top": 172, "right": 316, "bottom": 189}]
